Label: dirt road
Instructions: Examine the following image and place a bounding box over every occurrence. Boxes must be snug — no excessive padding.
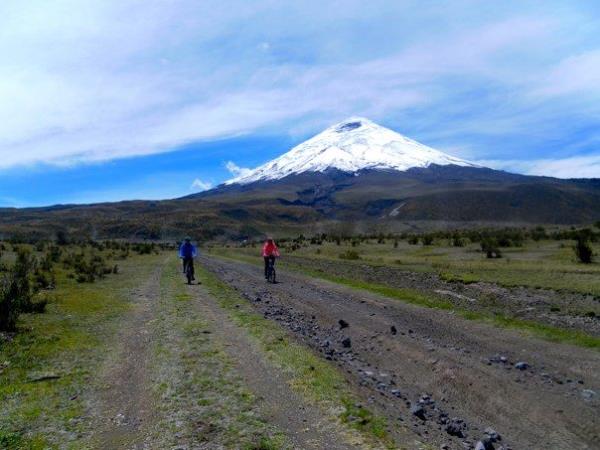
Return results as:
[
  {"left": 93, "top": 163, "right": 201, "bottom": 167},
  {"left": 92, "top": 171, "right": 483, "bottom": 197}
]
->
[
  {"left": 203, "top": 255, "right": 600, "bottom": 449},
  {"left": 89, "top": 256, "right": 365, "bottom": 449}
]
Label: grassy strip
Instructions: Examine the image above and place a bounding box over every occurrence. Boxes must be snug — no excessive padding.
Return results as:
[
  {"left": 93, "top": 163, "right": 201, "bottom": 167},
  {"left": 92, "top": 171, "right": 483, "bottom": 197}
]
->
[
  {"left": 221, "top": 245, "right": 600, "bottom": 297},
  {"left": 0, "top": 254, "right": 160, "bottom": 449},
  {"left": 147, "top": 257, "right": 286, "bottom": 449},
  {"left": 196, "top": 264, "right": 400, "bottom": 449},
  {"left": 215, "top": 253, "right": 600, "bottom": 350}
]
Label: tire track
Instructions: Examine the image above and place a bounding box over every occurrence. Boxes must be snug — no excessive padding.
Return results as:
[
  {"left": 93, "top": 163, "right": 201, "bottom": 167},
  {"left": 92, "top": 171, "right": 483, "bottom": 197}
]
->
[
  {"left": 91, "top": 260, "right": 165, "bottom": 449},
  {"left": 185, "top": 281, "right": 369, "bottom": 450}
]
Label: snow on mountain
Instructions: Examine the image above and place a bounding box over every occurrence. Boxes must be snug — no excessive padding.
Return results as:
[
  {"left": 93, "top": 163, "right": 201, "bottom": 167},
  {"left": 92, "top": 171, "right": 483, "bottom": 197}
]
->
[{"left": 225, "top": 117, "right": 478, "bottom": 185}]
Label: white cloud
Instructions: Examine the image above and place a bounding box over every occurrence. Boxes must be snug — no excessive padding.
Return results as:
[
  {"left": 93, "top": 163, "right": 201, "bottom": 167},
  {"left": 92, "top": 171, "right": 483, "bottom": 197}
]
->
[
  {"left": 477, "top": 154, "right": 600, "bottom": 179},
  {"left": 225, "top": 161, "right": 252, "bottom": 178},
  {"left": 190, "top": 178, "right": 212, "bottom": 191},
  {"left": 532, "top": 50, "right": 600, "bottom": 98},
  {"left": 0, "top": 1, "right": 598, "bottom": 171}
]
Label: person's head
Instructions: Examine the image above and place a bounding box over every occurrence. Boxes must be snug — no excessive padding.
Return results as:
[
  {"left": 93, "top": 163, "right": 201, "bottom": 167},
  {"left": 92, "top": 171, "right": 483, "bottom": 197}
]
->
[
  {"left": 266, "top": 237, "right": 274, "bottom": 244},
  {"left": 184, "top": 237, "right": 191, "bottom": 243}
]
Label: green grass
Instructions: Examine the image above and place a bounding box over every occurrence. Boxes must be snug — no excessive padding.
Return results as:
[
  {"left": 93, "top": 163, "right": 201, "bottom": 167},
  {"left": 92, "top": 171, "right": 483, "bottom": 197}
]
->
[
  {"left": 196, "top": 264, "right": 398, "bottom": 448},
  {"left": 224, "top": 239, "right": 600, "bottom": 297},
  {"left": 0, "top": 253, "right": 162, "bottom": 449},
  {"left": 438, "top": 271, "right": 480, "bottom": 284},
  {"left": 214, "top": 252, "right": 600, "bottom": 350}
]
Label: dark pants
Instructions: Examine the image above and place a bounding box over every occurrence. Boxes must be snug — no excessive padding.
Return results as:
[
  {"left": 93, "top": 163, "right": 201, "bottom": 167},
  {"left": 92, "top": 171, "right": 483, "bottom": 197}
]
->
[
  {"left": 183, "top": 257, "right": 194, "bottom": 277},
  {"left": 264, "top": 256, "right": 275, "bottom": 278}
]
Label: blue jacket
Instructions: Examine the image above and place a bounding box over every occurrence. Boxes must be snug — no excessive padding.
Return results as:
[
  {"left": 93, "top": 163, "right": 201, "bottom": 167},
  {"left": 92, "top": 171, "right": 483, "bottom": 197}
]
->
[{"left": 179, "top": 242, "right": 197, "bottom": 258}]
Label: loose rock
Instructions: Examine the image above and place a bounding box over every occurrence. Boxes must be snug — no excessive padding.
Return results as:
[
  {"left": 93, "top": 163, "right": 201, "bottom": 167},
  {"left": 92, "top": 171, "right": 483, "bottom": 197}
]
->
[
  {"left": 410, "top": 403, "right": 426, "bottom": 420},
  {"left": 581, "top": 389, "right": 596, "bottom": 400},
  {"left": 475, "top": 438, "right": 495, "bottom": 450},
  {"left": 514, "top": 362, "right": 529, "bottom": 370},
  {"left": 484, "top": 427, "right": 501, "bottom": 442}
]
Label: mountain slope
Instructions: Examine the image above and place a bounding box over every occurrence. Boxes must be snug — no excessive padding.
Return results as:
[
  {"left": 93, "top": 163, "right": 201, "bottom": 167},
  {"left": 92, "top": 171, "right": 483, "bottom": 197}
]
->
[
  {"left": 226, "top": 117, "right": 476, "bottom": 184},
  {"left": 1, "top": 118, "right": 599, "bottom": 240}
]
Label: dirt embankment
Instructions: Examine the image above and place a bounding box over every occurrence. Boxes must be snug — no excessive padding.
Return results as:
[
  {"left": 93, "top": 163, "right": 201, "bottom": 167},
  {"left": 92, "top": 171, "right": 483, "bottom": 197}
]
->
[{"left": 203, "top": 256, "right": 600, "bottom": 450}]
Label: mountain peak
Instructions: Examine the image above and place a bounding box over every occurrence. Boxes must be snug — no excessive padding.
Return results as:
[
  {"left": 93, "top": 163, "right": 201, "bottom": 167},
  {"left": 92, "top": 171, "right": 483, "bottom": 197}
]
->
[
  {"left": 226, "top": 117, "right": 477, "bottom": 185},
  {"left": 333, "top": 117, "right": 372, "bottom": 133}
]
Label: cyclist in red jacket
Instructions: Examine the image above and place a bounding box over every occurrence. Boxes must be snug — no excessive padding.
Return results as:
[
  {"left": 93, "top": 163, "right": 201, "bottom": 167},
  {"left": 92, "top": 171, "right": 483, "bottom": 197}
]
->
[{"left": 262, "top": 237, "right": 280, "bottom": 279}]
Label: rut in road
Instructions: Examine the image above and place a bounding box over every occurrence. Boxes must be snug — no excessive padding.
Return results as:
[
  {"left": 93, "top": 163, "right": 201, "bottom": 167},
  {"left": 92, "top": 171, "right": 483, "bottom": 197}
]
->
[
  {"left": 202, "top": 256, "right": 600, "bottom": 450},
  {"left": 91, "top": 261, "right": 164, "bottom": 449},
  {"left": 184, "top": 281, "right": 369, "bottom": 450}
]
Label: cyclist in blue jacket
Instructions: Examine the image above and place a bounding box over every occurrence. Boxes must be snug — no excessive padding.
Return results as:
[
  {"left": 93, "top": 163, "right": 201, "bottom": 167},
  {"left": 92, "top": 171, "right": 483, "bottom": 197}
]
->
[{"left": 179, "top": 237, "right": 197, "bottom": 280}]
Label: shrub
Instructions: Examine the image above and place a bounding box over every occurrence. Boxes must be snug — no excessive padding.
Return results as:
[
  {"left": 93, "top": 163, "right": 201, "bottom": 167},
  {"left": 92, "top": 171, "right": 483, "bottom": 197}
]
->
[
  {"left": 0, "top": 250, "right": 46, "bottom": 331},
  {"left": 531, "top": 226, "right": 548, "bottom": 241},
  {"left": 574, "top": 237, "right": 593, "bottom": 264},
  {"left": 421, "top": 235, "right": 434, "bottom": 246},
  {"left": 56, "top": 230, "right": 69, "bottom": 246},
  {"left": 33, "top": 269, "right": 55, "bottom": 290},
  {"left": 64, "top": 251, "right": 112, "bottom": 283},
  {"left": 452, "top": 236, "right": 465, "bottom": 247},
  {"left": 481, "top": 239, "right": 502, "bottom": 259}
]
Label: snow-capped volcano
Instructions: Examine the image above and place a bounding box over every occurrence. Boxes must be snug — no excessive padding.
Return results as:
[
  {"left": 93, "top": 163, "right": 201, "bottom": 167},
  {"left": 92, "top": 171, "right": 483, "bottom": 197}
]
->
[{"left": 226, "top": 117, "right": 477, "bottom": 185}]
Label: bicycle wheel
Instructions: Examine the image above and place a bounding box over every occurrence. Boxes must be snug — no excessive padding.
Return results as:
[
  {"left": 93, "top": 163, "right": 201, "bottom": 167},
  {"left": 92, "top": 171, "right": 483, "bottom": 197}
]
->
[
  {"left": 268, "top": 264, "right": 276, "bottom": 283},
  {"left": 186, "top": 264, "right": 193, "bottom": 284}
]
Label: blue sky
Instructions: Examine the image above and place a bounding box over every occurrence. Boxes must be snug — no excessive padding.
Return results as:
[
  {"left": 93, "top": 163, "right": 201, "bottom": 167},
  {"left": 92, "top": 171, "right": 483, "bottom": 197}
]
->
[{"left": 1, "top": 0, "right": 599, "bottom": 207}]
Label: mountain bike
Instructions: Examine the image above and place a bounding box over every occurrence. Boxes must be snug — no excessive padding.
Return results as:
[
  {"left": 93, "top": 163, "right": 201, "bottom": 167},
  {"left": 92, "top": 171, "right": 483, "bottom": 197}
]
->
[
  {"left": 184, "top": 258, "right": 195, "bottom": 285},
  {"left": 266, "top": 257, "right": 277, "bottom": 284}
]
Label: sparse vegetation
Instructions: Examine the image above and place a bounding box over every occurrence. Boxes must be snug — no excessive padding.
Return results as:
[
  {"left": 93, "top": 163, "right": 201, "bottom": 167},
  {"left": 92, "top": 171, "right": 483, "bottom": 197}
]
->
[{"left": 338, "top": 250, "right": 361, "bottom": 260}]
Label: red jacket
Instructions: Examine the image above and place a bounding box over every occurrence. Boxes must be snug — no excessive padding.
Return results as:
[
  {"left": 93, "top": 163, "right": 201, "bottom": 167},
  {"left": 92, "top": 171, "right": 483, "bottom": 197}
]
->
[{"left": 262, "top": 241, "right": 280, "bottom": 257}]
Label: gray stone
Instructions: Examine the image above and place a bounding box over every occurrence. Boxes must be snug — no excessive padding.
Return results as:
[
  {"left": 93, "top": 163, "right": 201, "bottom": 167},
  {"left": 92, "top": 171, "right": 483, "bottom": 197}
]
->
[
  {"left": 484, "top": 427, "right": 501, "bottom": 442},
  {"left": 514, "top": 361, "right": 529, "bottom": 370},
  {"left": 475, "top": 438, "right": 495, "bottom": 450},
  {"left": 410, "top": 404, "right": 426, "bottom": 420},
  {"left": 445, "top": 422, "right": 464, "bottom": 438},
  {"left": 582, "top": 389, "right": 597, "bottom": 400}
]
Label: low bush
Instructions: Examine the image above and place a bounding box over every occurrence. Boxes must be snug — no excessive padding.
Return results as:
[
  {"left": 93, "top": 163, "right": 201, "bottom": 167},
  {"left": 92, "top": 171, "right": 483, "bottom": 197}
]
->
[
  {"left": 63, "top": 251, "right": 113, "bottom": 283},
  {"left": 481, "top": 239, "right": 502, "bottom": 259},
  {"left": 421, "top": 235, "right": 434, "bottom": 246},
  {"left": 0, "top": 250, "right": 47, "bottom": 331},
  {"left": 574, "top": 237, "right": 593, "bottom": 264},
  {"left": 451, "top": 236, "right": 466, "bottom": 247}
]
